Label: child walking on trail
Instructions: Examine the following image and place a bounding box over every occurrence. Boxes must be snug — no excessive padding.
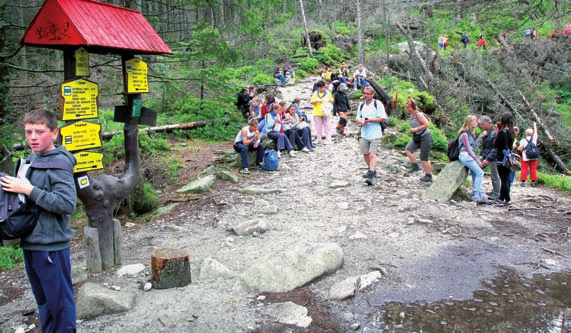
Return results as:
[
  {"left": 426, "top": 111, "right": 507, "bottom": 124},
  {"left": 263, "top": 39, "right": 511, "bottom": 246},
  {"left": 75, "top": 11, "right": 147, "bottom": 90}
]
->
[
  {"left": 333, "top": 83, "right": 351, "bottom": 136},
  {"left": 0, "top": 109, "right": 77, "bottom": 332}
]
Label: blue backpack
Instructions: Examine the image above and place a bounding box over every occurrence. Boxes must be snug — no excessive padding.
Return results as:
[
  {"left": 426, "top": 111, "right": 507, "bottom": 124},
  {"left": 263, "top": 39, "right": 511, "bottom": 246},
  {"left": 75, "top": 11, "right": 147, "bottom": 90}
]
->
[{"left": 262, "top": 150, "right": 279, "bottom": 171}]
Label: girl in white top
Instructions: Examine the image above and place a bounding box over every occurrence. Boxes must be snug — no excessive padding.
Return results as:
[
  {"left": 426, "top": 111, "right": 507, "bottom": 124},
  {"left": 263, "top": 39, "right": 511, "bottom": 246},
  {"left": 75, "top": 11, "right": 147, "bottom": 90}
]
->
[{"left": 518, "top": 122, "right": 539, "bottom": 187}]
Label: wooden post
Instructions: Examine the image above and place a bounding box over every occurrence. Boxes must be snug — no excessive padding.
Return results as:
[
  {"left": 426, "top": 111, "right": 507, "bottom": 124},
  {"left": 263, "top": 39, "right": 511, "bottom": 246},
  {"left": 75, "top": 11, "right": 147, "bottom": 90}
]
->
[
  {"left": 84, "top": 226, "right": 102, "bottom": 272},
  {"left": 151, "top": 248, "right": 191, "bottom": 289}
]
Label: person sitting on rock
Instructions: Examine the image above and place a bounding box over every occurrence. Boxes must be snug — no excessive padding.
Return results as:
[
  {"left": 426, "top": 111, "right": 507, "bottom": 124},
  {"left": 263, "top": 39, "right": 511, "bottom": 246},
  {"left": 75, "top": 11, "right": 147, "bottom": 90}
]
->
[
  {"left": 353, "top": 64, "right": 369, "bottom": 90},
  {"left": 265, "top": 103, "right": 295, "bottom": 158},
  {"left": 457, "top": 115, "right": 490, "bottom": 204},
  {"left": 236, "top": 88, "right": 252, "bottom": 119},
  {"left": 339, "top": 62, "right": 349, "bottom": 83},
  {"left": 285, "top": 104, "right": 314, "bottom": 152},
  {"left": 233, "top": 118, "right": 264, "bottom": 174},
  {"left": 260, "top": 94, "right": 277, "bottom": 117},
  {"left": 282, "top": 105, "right": 310, "bottom": 153},
  {"left": 249, "top": 96, "right": 262, "bottom": 120},
  {"left": 274, "top": 66, "right": 286, "bottom": 86}
]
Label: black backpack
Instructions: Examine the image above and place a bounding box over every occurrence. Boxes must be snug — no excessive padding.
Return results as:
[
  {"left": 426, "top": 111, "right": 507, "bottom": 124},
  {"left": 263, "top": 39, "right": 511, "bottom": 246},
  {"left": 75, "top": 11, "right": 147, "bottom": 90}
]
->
[
  {"left": 447, "top": 131, "right": 464, "bottom": 161},
  {"left": 0, "top": 158, "right": 74, "bottom": 240},
  {"left": 359, "top": 100, "right": 388, "bottom": 133},
  {"left": 524, "top": 138, "right": 540, "bottom": 160}
]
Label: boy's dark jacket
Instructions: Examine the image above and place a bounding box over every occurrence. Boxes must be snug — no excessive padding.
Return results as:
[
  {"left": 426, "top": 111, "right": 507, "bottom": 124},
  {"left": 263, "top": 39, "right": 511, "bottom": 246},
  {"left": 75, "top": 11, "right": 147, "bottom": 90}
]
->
[{"left": 21, "top": 145, "right": 77, "bottom": 251}]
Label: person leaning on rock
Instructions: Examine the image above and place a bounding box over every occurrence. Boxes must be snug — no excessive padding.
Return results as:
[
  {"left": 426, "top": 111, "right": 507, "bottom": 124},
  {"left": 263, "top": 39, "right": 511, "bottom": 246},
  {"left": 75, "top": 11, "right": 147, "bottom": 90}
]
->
[
  {"left": 478, "top": 115, "right": 500, "bottom": 199},
  {"left": 355, "top": 86, "right": 387, "bottom": 186},
  {"left": 404, "top": 99, "right": 433, "bottom": 182}
]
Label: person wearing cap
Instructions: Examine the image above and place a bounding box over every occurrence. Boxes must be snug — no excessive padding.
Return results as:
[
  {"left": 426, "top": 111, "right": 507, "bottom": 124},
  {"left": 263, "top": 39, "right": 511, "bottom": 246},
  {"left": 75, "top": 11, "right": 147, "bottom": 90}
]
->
[
  {"left": 310, "top": 80, "right": 334, "bottom": 145},
  {"left": 353, "top": 64, "right": 369, "bottom": 90},
  {"left": 333, "top": 83, "right": 351, "bottom": 136}
]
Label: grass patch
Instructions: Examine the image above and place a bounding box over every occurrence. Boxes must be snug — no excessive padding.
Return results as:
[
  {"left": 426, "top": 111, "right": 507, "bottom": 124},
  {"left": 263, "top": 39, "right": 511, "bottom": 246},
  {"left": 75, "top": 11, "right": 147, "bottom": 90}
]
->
[{"left": 0, "top": 246, "right": 24, "bottom": 271}]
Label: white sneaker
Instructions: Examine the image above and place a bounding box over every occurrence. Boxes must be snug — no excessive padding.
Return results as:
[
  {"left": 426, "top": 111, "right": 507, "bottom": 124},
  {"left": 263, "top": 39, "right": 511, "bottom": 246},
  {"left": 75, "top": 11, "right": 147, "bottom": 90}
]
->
[
  {"left": 240, "top": 168, "right": 250, "bottom": 174},
  {"left": 301, "top": 147, "right": 310, "bottom": 153},
  {"left": 288, "top": 150, "right": 296, "bottom": 157},
  {"left": 277, "top": 151, "right": 281, "bottom": 159}
]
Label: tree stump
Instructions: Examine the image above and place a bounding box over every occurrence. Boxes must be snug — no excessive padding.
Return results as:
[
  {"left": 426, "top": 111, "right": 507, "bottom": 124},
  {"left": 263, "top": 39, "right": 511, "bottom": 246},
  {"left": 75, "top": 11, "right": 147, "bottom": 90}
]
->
[{"left": 151, "top": 248, "right": 191, "bottom": 289}]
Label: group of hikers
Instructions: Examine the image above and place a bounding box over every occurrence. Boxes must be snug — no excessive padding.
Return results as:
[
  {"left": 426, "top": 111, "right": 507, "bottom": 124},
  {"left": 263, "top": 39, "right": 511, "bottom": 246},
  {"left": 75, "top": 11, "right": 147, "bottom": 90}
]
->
[
  {"left": 447, "top": 113, "right": 539, "bottom": 205},
  {"left": 235, "top": 65, "right": 541, "bottom": 201}
]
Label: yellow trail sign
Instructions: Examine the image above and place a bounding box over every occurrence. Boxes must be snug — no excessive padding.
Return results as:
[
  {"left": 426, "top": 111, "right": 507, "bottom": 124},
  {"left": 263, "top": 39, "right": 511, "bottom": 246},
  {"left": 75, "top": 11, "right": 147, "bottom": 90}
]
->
[
  {"left": 73, "top": 151, "right": 103, "bottom": 173},
  {"left": 59, "top": 121, "right": 102, "bottom": 152},
  {"left": 75, "top": 48, "right": 90, "bottom": 77},
  {"left": 60, "top": 79, "right": 99, "bottom": 121},
  {"left": 125, "top": 58, "right": 149, "bottom": 94}
]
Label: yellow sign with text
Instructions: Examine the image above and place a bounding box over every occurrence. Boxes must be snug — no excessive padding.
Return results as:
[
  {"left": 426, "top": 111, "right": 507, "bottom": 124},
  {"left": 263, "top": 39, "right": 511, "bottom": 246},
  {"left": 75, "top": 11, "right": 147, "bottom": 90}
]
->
[
  {"left": 125, "top": 58, "right": 149, "bottom": 94},
  {"left": 73, "top": 151, "right": 103, "bottom": 173},
  {"left": 75, "top": 48, "right": 90, "bottom": 77},
  {"left": 60, "top": 79, "right": 98, "bottom": 121},
  {"left": 59, "top": 121, "right": 101, "bottom": 152}
]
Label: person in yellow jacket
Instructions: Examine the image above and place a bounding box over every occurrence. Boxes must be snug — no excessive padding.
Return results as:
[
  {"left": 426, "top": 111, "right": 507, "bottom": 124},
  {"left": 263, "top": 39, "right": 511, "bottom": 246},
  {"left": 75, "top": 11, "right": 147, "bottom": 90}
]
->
[{"left": 310, "top": 81, "right": 334, "bottom": 145}]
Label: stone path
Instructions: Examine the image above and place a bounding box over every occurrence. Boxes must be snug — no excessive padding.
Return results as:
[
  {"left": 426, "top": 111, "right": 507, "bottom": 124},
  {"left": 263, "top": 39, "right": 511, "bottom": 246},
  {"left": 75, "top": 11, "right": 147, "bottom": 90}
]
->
[{"left": 1, "top": 77, "right": 569, "bottom": 333}]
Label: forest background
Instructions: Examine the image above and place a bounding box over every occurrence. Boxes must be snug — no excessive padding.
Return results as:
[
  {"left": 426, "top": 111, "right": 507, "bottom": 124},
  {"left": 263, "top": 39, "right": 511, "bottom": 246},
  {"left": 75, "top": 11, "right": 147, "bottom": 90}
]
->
[{"left": 0, "top": 0, "right": 570, "bottom": 233}]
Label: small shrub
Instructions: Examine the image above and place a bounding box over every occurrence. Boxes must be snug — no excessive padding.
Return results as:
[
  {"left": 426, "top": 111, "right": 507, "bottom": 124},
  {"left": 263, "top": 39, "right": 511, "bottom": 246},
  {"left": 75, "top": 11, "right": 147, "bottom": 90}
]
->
[
  {"left": 252, "top": 74, "right": 275, "bottom": 85},
  {"left": 300, "top": 57, "right": 318, "bottom": 72},
  {"left": 0, "top": 246, "right": 24, "bottom": 271}
]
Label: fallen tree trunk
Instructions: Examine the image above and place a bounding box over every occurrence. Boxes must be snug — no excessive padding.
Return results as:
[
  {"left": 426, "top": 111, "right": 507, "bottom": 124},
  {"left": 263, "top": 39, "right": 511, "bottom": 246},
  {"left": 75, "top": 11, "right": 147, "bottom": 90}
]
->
[
  {"left": 516, "top": 89, "right": 557, "bottom": 144},
  {"left": 543, "top": 147, "right": 571, "bottom": 175}
]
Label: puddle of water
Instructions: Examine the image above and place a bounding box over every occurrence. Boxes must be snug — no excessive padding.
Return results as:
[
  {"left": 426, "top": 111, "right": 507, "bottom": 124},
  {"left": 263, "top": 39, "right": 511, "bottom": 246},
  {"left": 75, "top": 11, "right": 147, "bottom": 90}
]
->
[{"left": 359, "top": 272, "right": 571, "bottom": 332}]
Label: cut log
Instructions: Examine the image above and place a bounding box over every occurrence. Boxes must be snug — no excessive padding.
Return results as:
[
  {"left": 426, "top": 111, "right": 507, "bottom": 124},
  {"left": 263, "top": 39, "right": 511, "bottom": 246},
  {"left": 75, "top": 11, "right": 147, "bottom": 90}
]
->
[{"left": 151, "top": 248, "right": 191, "bottom": 289}]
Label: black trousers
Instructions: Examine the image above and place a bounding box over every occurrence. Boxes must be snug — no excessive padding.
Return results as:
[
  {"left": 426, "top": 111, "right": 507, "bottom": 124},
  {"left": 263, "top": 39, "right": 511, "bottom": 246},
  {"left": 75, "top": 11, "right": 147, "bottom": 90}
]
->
[{"left": 497, "top": 164, "right": 512, "bottom": 202}]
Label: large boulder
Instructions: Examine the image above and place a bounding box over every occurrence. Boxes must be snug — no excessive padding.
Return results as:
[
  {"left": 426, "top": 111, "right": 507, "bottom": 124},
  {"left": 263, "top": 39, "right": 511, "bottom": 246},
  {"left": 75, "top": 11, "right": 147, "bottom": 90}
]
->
[
  {"left": 423, "top": 161, "right": 468, "bottom": 201},
  {"left": 241, "top": 241, "right": 343, "bottom": 292},
  {"left": 176, "top": 175, "right": 216, "bottom": 195},
  {"left": 76, "top": 283, "right": 136, "bottom": 320}
]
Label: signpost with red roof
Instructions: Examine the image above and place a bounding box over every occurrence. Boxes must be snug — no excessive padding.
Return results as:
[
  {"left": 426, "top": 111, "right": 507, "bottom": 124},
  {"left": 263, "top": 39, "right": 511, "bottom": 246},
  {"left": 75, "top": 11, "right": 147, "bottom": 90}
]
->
[{"left": 21, "top": 0, "right": 172, "bottom": 271}]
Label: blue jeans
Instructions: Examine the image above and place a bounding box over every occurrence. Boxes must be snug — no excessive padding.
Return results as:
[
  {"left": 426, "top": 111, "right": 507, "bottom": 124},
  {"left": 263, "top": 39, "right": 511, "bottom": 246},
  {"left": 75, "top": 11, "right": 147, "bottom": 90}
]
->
[
  {"left": 267, "top": 131, "right": 293, "bottom": 151},
  {"left": 285, "top": 129, "right": 306, "bottom": 150},
  {"left": 459, "top": 153, "right": 484, "bottom": 198},
  {"left": 274, "top": 74, "right": 286, "bottom": 86},
  {"left": 296, "top": 127, "right": 314, "bottom": 148},
  {"left": 24, "top": 248, "right": 76, "bottom": 333},
  {"left": 233, "top": 141, "right": 265, "bottom": 168},
  {"left": 353, "top": 77, "right": 368, "bottom": 89}
]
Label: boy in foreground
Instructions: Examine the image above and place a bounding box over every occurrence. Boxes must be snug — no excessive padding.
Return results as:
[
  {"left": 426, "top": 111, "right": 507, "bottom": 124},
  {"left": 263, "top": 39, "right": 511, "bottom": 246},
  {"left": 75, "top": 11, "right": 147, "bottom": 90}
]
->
[{"left": 0, "top": 110, "right": 77, "bottom": 332}]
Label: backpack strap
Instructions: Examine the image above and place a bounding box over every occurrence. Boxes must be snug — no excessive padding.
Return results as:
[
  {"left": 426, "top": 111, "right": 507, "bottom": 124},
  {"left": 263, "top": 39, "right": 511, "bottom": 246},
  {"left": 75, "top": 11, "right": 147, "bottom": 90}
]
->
[{"left": 30, "top": 159, "right": 74, "bottom": 174}]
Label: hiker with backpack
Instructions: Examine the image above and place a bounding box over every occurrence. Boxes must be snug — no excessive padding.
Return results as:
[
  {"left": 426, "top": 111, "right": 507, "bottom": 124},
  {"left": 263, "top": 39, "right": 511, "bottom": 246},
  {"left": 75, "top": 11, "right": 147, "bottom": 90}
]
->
[
  {"left": 478, "top": 116, "right": 500, "bottom": 200},
  {"left": 494, "top": 112, "right": 516, "bottom": 206},
  {"left": 0, "top": 110, "right": 77, "bottom": 332},
  {"left": 457, "top": 115, "right": 491, "bottom": 204},
  {"left": 405, "top": 99, "right": 434, "bottom": 183},
  {"left": 233, "top": 118, "right": 265, "bottom": 174},
  {"left": 356, "top": 86, "right": 387, "bottom": 186},
  {"left": 518, "top": 122, "right": 539, "bottom": 187},
  {"left": 461, "top": 32, "right": 469, "bottom": 48},
  {"left": 333, "top": 83, "right": 351, "bottom": 136}
]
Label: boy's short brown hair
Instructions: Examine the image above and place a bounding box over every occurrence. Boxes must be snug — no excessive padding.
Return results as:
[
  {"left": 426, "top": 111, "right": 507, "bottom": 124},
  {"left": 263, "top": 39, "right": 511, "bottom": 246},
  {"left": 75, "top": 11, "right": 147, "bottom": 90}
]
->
[{"left": 24, "top": 110, "right": 58, "bottom": 131}]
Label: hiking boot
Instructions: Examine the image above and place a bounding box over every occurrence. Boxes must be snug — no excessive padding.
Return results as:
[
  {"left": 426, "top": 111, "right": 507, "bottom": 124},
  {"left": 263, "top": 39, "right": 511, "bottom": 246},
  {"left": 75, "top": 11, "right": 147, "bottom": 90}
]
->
[
  {"left": 365, "top": 170, "right": 375, "bottom": 186},
  {"left": 407, "top": 163, "right": 421, "bottom": 174},
  {"left": 419, "top": 174, "right": 433, "bottom": 182},
  {"left": 362, "top": 170, "right": 377, "bottom": 178},
  {"left": 530, "top": 182, "right": 537, "bottom": 187},
  {"left": 240, "top": 168, "right": 250, "bottom": 174},
  {"left": 474, "top": 196, "right": 491, "bottom": 204},
  {"left": 520, "top": 182, "right": 526, "bottom": 187}
]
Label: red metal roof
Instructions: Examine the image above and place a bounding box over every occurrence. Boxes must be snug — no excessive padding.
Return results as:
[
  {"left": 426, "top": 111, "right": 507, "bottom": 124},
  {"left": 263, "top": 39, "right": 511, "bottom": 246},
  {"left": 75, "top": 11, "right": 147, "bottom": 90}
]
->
[{"left": 21, "top": 0, "right": 172, "bottom": 55}]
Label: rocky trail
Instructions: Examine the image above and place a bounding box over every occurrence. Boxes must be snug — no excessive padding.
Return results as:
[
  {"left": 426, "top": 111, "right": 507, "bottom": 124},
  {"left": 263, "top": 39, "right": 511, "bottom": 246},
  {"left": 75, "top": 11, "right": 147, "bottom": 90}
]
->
[{"left": 1, "top": 77, "right": 570, "bottom": 332}]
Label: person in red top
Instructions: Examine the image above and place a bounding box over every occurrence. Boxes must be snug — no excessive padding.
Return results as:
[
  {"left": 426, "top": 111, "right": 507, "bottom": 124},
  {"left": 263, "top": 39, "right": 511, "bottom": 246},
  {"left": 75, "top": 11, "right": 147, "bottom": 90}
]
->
[
  {"left": 477, "top": 37, "right": 486, "bottom": 50},
  {"left": 260, "top": 94, "right": 277, "bottom": 117}
]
